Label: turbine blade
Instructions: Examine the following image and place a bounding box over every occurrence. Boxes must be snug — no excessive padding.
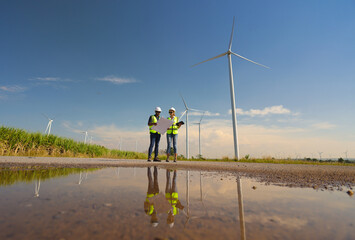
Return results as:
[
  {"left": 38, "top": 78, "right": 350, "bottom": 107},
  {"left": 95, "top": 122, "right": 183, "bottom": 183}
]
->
[
  {"left": 200, "top": 111, "right": 206, "bottom": 123},
  {"left": 231, "top": 51, "right": 270, "bottom": 69},
  {"left": 228, "top": 17, "right": 235, "bottom": 51},
  {"left": 179, "top": 110, "right": 187, "bottom": 119},
  {"left": 191, "top": 52, "right": 227, "bottom": 67},
  {"left": 42, "top": 113, "right": 50, "bottom": 120},
  {"left": 189, "top": 108, "right": 204, "bottom": 112},
  {"left": 180, "top": 94, "right": 188, "bottom": 110}
]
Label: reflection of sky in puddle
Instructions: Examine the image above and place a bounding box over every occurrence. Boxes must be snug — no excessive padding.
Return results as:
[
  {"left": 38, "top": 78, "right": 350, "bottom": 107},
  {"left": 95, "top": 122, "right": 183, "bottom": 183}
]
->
[{"left": 0, "top": 167, "right": 354, "bottom": 240}]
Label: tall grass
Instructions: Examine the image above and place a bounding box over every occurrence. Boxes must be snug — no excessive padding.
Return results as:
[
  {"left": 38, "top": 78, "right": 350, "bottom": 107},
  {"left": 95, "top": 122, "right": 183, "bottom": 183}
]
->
[
  {"left": 0, "top": 166, "right": 99, "bottom": 186},
  {"left": 0, "top": 126, "right": 146, "bottom": 159}
]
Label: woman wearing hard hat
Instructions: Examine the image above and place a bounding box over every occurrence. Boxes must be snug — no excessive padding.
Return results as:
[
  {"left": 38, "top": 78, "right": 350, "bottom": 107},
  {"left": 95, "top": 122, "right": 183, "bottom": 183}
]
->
[{"left": 166, "top": 107, "right": 182, "bottom": 162}]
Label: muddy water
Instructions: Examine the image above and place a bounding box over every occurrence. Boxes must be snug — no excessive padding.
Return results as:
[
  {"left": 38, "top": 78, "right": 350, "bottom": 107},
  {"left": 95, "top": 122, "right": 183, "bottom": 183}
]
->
[{"left": 0, "top": 167, "right": 354, "bottom": 240}]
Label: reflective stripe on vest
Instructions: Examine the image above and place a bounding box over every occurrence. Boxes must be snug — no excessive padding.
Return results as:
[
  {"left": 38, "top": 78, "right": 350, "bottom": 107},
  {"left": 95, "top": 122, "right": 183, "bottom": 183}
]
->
[
  {"left": 167, "top": 116, "right": 178, "bottom": 134},
  {"left": 149, "top": 115, "right": 160, "bottom": 134}
]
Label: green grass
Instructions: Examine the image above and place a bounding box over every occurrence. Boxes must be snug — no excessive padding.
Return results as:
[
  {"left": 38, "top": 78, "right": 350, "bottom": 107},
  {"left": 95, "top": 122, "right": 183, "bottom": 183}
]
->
[
  {"left": 0, "top": 126, "right": 145, "bottom": 159},
  {"left": 0, "top": 166, "right": 100, "bottom": 186}
]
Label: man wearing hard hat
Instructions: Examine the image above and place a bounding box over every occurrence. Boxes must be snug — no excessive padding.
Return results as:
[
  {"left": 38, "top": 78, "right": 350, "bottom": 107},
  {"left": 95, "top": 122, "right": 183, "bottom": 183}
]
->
[
  {"left": 144, "top": 167, "right": 160, "bottom": 227},
  {"left": 147, "top": 107, "right": 162, "bottom": 162}
]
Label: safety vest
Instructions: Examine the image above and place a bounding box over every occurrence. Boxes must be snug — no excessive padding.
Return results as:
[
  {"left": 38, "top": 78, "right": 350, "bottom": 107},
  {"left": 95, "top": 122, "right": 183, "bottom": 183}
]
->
[
  {"left": 167, "top": 116, "right": 178, "bottom": 134},
  {"left": 165, "top": 192, "right": 179, "bottom": 215},
  {"left": 145, "top": 193, "right": 157, "bottom": 215},
  {"left": 149, "top": 115, "right": 161, "bottom": 134}
]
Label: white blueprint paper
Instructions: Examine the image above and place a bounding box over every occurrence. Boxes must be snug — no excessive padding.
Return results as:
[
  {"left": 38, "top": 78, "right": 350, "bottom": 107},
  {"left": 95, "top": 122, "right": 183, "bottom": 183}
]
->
[{"left": 151, "top": 118, "right": 174, "bottom": 135}]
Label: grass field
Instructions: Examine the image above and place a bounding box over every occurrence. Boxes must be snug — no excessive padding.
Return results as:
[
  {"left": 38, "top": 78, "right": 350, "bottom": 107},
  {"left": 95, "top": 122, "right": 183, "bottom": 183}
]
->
[{"left": 1, "top": 126, "right": 353, "bottom": 166}]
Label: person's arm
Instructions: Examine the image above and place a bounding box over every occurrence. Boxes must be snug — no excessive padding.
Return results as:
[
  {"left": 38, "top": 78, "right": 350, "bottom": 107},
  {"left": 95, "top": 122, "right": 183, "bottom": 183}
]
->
[
  {"left": 176, "top": 118, "right": 182, "bottom": 129},
  {"left": 148, "top": 116, "right": 157, "bottom": 126}
]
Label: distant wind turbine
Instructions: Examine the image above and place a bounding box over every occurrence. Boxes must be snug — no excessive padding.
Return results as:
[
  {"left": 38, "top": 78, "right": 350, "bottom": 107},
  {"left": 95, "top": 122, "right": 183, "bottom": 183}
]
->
[
  {"left": 192, "top": 17, "right": 269, "bottom": 160},
  {"left": 34, "top": 179, "right": 40, "bottom": 198},
  {"left": 43, "top": 114, "right": 54, "bottom": 136},
  {"left": 82, "top": 131, "right": 88, "bottom": 144},
  {"left": 318, "top": 152, "right": 323, "bottom": 161},
  {"left": 180, "top": 95, "right": 203, "bottom": 159},
  {"left": 193, "top": 112, "right": 205, "bottom": 157}
]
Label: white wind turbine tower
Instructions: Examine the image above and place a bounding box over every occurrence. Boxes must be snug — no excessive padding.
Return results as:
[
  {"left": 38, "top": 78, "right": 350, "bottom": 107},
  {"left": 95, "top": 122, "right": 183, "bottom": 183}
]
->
[
  {"left": 43, "top": 114, "right": 54, "bottom": 136},
  {"left": 180, "top": 95, "right": 203, "bottom": 159},
  {"left": 193, "top": 112, "right": 206, "bottom": 157},
  {"left": 82, "top": 131, "right": 88, "bottom": 144},
  {"left": 192, "top": 17, "right": 269, "bottom": 160},
  {"left": 318, "top": 152, "right": 323, "bottom": 161}
]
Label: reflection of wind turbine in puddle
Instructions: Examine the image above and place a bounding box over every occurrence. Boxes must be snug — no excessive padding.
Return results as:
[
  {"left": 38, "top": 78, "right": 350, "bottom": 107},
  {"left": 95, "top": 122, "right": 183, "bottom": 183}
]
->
[
  {"left": 183, "top": 171, "right": 208, "bottom": 227},
  {"left": 237, "top": 176, "right": 246, "bottom": 240},
  {"left": 199, "top": 172, "right": 208, "bottom": 215},
  {"left": 78, "top": 171, "right": 88, "bottom": 185},
  {"left": 34, "top": 179, "right": 40, "bottom": 197},
  {"left": 115, "top": 167, "right": 120, "bottom": 177}
]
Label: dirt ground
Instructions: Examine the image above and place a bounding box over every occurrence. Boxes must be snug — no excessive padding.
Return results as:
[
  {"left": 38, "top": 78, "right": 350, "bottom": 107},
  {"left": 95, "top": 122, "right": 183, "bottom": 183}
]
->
[{"left": 1, "top": 156, "right": 354, "bottom": 191}]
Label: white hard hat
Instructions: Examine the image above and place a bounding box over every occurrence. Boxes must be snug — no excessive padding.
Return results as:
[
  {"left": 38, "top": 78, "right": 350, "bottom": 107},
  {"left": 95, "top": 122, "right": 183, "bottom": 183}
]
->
[
  {"left": 169, "top": 107, "right": 176, "bottom": 112},
  {"left": 168, "top": 222, "right": 174, "bottom": 228},
  {"left": 151, "top": 222, "right": 159, "bottom": 227},
  {"left": 155, "top": 107, "right": 162, "bottom": 112}
]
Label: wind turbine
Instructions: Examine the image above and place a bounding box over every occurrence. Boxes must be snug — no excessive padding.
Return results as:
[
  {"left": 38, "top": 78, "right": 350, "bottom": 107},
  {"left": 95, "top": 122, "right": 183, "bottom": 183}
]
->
[
  {"left": 180, "top": 95, "right": 203, "bottom": 159},
  {"left": 318, "top": 152, "right": 323, "bottom": 161},
  {"left": 183, "top": 170, "right": 208, "bottom": 227},
  {"left": 237, "top": 176, "right": 246, "bottom": 240},
  {"left": 193, "top": 112, "right": 205, "bottom": 158},
  {"left": 43, "top": 114, "right": 54, "bottom": 136},
  {"left": 192, "top": 17, "right": 269, "bottom": 160},
  {"left": 34, "top": 179, "right": 40, "bottom": 198},
  {"left": 82, "top": 131, "right": 88, "bottom": 144}
]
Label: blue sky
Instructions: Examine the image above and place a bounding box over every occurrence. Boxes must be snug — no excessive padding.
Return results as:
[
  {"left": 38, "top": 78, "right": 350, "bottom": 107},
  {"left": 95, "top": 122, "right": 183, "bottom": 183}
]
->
[{"left": 1, "top": 0, "right": 354, "bottom": 159}]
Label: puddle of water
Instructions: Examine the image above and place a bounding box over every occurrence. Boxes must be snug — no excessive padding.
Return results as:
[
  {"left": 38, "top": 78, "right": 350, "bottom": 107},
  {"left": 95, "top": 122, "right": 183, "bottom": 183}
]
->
[{"left": 0, "top": 167, "right": 354, "bottom": 240}]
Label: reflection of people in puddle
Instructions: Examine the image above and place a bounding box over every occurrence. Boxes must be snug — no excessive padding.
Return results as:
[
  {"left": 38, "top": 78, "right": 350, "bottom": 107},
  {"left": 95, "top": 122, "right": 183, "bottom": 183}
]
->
[
  {"left": 165, "top": 169, "right": 184, "bottom": 228},
  {"left": 144, "top": 167, "right": 160, "bottom": 227}
]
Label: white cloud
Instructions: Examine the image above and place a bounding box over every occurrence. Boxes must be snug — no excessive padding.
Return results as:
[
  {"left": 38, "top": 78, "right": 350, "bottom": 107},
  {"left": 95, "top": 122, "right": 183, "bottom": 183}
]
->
[
  {"left": 312, "top": 122, "right": 336, "bottom": 129},
  {"left": 188, "top": 111, "right": 220, "bottom": 117},
  {"left": 229, "top": 105, "right": 292, "bottom": 117},
  {"left": 96, "top": 75, "right": 138, "bottom": 85},
  {"left": 30, "top": 77, "right": 73, "bottom": 83},
  {"left": 0, "top": 85, "right": 27, "bottom": 92},
  {"left": 34, "top": 77, "right": 61, "bottom": 82}
]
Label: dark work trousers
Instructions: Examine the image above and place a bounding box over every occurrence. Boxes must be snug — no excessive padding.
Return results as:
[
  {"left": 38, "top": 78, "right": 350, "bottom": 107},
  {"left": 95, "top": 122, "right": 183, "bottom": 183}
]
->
[{"left": 148, "top": 132, "right": 161, "bottom": 159}]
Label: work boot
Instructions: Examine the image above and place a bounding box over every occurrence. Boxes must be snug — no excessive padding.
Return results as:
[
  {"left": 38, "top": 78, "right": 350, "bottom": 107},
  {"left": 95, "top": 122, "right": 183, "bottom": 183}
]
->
[
  {"left": 153, "top": 158, "right": 161, "bottom": 162},
  {"left": 147, "top": 157, "right": 152, "bottom": 162},
  {"left": 166, "top": 154, "right": 170, "bottom": 162}
]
